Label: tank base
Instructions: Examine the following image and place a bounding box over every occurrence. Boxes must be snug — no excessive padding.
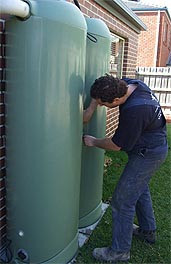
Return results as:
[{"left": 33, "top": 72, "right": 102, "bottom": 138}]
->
[
  {"left": 79, "top": 201, "right": 102, "bottom": 228},
  {"left": 12, "top": 233, "right": 78, "bottom": 264}
]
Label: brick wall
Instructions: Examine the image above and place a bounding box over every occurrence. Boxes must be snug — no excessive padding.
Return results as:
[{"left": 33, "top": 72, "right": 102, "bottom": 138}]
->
[
  {"left": 135, "top": 10, "right": 171, "bottom": 67},
  {"left": 0, "top": 18, "right": 6, "bottom": 247},
  {"left": 135, "top": 12, "right": 158, "bottom": 67},
  {"left": 106, "top": 107, "right": 119, "bottom": 137},
  {"left": 157, "top": 12, "right": 171, "bottom": 66},
  {"left": 0, "top": 0, "right": 140, "bottom": 245}
]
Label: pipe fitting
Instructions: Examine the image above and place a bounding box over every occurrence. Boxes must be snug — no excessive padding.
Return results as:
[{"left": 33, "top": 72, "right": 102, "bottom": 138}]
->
[
  {"left": 17, "top": 249, "right": 29, "bottom": 262},
  {"left": 0, "top": 0, "right": 30, "bottom": 19}
]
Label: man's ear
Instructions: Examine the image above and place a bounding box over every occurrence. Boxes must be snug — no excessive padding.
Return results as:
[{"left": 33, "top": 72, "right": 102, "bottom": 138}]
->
[{"left": 113, "top": 98, "right": 120, "bottom": 103}]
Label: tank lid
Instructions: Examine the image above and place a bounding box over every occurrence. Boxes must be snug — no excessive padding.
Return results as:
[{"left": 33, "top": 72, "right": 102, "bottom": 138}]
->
[
  {"left": 29, "top": 0, "right": 87, "bottom": 31},
  {"left": 86, "top": 18, "right": 111, "bottom": 39}
]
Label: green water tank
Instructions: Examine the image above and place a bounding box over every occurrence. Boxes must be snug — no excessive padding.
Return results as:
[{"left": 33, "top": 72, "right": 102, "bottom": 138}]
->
[
  {"left": 5, "top": 0, "right": 86, "bottom": 263},
  {"left": 79, "top": 18, "right": 111, "bottom": 228}
]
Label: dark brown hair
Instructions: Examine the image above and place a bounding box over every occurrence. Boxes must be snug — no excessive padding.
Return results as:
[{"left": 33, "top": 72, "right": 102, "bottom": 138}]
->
[{"left": 90, "top": 74, "right": 128, "bottom": 103}]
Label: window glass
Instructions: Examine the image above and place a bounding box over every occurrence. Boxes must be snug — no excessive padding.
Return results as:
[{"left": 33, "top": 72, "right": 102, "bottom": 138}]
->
[
  {"left": 163, "top": 22, "right": 168, "bottom": 43},
  {"left": 110, "top": 34, "right": 124, "bottom": 78}
]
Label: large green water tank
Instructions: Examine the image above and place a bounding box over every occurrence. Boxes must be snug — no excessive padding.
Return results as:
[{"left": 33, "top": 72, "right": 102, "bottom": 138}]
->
[
  {"left": 5, "top": 0, "right": 86, "bottom": 263},
  {"left": 79, "top": 18, "right": 111, "bottom": 228}
]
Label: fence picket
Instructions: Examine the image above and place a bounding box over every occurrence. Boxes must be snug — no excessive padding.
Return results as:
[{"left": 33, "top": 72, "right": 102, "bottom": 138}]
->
[{"left": 136, "top": 67, "right": 171, "bottom": 113}]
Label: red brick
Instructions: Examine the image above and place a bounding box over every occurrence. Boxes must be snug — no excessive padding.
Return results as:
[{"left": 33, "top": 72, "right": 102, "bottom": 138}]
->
[
  {"left": 0, "top": 226, "right": 6, "bottom": 237},
  {"left": 0, "top": 58, "right": 5, "bottom": 68},
  {"left": 80, "top": 6, "right": 88, "bottom": 15},
  {"left": 0, "top": 168, "right": 6, "bottom": 178},
  {"left": 0, "top": 178, "right": 5, "bottom": 189},
  {"left": 0, "top": 137, "right": 3, "bottom": 147},
  {"left": 0, "top": 188, "right": 6, "bottom": 199},
  {"left": 85, "top": 1, "right": 91, "bottom": 9},
  {"left": 0, "top": 46, "right": 2, "bottom": 57},
  {"left": 0, "top": 93, "right": 4, "bottom": 103},
  {"left": 0, "top": 105, "right": 5, "bottom": 115},
  {"left": 0, "top": 33, "right": 5, "bottom": 45},
  {"left": 0, "top": 207, "right": 6, "bottom": 218},
  {"left": 0, "top": 82, "right": 5, "bottom": 91},
  {"left": 0, "top": 126, "right": 5, "bottom": 135},
  {"left": 0, "top": 159, "right": 5, "bottom": 169},
  {"left": 0, "top": 70, "right": 3, "bottom": 81},
  {"left": 0, "top": 22, "right": 4, "bottom": 32},
  {"left": 0, "top": 148, "right": 5, "bottom": 157},
  {"left": 0, "top": 198, "right": 6, "bottom": 208},
  {"left": 0, "top": 217, "right": 6, "bottom": 229},
  {"left": 0, "top": 115, "right": 5, "bottom": 126}
]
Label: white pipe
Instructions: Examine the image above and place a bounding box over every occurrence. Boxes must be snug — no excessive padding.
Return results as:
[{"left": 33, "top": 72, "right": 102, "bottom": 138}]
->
[
  {"left": 154, "top": 10, "right": 160, "bottom": 66},
  {"left": 0, "top": 0, "right": 30, "bottom": 19}
]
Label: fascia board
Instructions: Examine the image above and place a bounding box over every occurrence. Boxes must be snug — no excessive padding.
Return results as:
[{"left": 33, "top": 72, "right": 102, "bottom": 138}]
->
[{"left": 94, "top": 0, "right": 147, "bottom": 33}]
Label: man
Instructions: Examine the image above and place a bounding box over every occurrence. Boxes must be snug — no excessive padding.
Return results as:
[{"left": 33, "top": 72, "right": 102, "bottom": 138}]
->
[{"left": 83, "top": 75, "right": 168, "bottom": 263}]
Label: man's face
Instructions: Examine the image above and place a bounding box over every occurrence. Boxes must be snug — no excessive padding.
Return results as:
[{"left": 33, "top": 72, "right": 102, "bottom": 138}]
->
[{"left": 96, "top": 98, "right": 124, "bottom": 108}]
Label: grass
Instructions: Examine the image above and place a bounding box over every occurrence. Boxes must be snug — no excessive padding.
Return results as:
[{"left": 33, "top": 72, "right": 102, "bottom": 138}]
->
[{"left": 77, "top": 124, "right": 171, "bottom": 264}]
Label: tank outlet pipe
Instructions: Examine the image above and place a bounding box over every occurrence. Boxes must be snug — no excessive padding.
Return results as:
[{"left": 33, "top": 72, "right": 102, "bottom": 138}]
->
[{"left": 0, "top": 0, "right": 30, "bottom": 19}]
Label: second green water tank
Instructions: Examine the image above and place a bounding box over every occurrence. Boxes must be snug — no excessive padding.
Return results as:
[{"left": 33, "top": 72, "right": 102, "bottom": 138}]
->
[{"left": 79, "top": 18, "right": 111, "bottom": 228}]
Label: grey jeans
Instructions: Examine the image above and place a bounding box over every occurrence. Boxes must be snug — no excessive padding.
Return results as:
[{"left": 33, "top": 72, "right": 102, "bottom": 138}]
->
[{"left": 111, "top": 144, "right": 168, "bottom": 252}]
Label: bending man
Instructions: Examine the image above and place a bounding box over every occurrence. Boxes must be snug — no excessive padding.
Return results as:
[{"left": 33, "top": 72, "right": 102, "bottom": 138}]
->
[{"left": 83, "top": 75, "right": 168, "bottom": 263}]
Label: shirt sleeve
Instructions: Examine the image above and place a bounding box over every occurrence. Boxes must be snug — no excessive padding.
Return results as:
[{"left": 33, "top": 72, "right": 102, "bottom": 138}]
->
[{"left": 112, "top": 107, "right": 146, "bottom": 152}]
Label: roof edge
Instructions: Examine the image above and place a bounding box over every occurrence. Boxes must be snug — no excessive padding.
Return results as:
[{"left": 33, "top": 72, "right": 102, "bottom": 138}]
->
[
  {"left": 108, "top": 0, "right": 147, "bottom": 30},
  {"left": 131, "top": 7, "right": 171, "bottom": 21},
  {"left": 94, "top": 0, "right": 147, "bottom": 32}
]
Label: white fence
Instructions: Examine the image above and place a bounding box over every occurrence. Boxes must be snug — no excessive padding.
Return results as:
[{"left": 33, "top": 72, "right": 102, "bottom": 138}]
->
[{"left": 136, "top": 67, "right": 171, "bottom": 114}]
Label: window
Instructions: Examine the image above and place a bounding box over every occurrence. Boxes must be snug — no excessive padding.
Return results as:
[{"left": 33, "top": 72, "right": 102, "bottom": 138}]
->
[
  {"left": 110, "top": 34, "right": 125, "bottom": 78},
  {"left": 163, "top": 21, "right": 168, "bottom": 44},
  {"left": 169, "top": 29, "right": 171, "bottom": 50}
]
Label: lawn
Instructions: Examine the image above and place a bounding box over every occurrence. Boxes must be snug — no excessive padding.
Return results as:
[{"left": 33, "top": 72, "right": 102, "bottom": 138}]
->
[{"left": 77, "top": 124, "right": 171, "bottom": 263}]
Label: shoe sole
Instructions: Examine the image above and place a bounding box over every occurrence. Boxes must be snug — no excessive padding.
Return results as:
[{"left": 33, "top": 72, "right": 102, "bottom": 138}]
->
[
  {"left": 94, "top": 259, "right": 130, "bottom": 263},
  {"left": 92, "top": 254, "right": 130, "bottom": 263}
]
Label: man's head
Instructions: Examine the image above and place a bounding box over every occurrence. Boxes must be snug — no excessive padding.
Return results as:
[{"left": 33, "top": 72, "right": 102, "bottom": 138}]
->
[{"left": 90, "top": 74, "right": 128, "bottom": 108}]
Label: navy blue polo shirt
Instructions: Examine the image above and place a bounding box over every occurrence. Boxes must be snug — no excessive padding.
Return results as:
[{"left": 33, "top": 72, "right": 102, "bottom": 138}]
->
[{"left": 112, "top": 78, "right": 167, "bottom": 153}]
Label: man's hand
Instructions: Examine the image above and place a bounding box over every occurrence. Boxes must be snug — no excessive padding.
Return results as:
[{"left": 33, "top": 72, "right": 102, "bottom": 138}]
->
[
  {"left": 83, "top": 135, "right": 96, "bottom": 147},
  {"left": 83, "top": 135, "right": 121, "bottom": 151}
]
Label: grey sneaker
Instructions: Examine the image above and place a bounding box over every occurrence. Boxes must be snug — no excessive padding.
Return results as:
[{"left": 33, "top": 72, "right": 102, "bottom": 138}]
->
[
  {"left": 92, "top": 247, "right": 130, "bottom": 263},
  {"left": 133, "top": 224, "right": 156, "bottom": 244}
]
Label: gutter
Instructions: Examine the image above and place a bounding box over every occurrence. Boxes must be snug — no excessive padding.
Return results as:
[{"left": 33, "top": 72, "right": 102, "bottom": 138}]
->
[
  {"left": 95, "top": 0, "right": 147, "bottom": 33},
  {"left": 131, "top": 7, "right": 171, "bottom": 22}
]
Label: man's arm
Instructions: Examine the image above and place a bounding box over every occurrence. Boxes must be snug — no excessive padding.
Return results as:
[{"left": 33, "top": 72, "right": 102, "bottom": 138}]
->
[
  {"left": 83, "top": 99, "right": 98, "bottom": 123},
  {"left": 83, "top": 135, "right": 121, "bottom": 151}
]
